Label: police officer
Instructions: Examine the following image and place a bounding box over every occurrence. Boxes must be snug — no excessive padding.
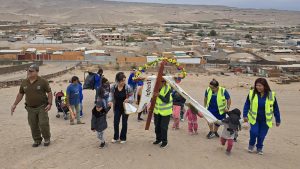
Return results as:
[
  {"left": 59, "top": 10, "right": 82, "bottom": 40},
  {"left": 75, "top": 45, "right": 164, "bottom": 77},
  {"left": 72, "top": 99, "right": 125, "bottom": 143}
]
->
[{"left": 11, "top": 64, "right": 53, "bottom": 147}]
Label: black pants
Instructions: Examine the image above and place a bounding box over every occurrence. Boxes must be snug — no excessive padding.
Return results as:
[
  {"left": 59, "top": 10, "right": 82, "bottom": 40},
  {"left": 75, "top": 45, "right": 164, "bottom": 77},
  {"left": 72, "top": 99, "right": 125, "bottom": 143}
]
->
[
  {"left": 154, "top": 114, "right": 171, "bottom": 143},
  {"left": 114, "top": 109, "right": 129, "bottom": 141}
]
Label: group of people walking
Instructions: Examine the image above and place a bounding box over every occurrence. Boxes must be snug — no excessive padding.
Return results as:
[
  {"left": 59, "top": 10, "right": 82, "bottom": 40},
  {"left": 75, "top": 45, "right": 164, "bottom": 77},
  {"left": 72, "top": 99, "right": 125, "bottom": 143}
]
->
[{"left": 10, "top": 64, "right": 281, "bottom": 155}]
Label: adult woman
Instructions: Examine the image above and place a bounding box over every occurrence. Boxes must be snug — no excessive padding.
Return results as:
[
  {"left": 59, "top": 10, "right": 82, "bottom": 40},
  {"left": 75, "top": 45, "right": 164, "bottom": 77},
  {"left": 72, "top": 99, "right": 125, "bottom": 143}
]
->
[
  {"left": 243, "top": 78, "right": 281, "bottom": 155},
  {"left": 108, "top": 72, "right": 133, "bottom": 144},
  {"left": 204, "top": 79, "right": 231, "bottom": 139}
]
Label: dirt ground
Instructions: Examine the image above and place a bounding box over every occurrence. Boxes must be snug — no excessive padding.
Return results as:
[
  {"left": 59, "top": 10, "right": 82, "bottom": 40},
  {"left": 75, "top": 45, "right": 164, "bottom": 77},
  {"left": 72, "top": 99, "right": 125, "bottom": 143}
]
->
[{"left": 0, "top": 68, "right": 299, "bottom": 169}]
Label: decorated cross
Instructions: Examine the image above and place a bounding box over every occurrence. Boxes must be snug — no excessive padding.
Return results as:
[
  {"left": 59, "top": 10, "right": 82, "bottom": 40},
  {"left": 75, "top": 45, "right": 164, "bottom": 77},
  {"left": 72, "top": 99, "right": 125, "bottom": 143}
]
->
[{"left": 133, "top": 57, "right": 187, "bottom": 130}]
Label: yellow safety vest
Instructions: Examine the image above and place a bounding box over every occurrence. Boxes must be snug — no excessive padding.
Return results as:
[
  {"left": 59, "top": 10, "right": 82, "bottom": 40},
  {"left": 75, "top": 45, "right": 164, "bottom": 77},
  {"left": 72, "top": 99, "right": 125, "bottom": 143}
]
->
[
  {"left": 206, "top": 87, "right": 227, "bottom": 115},
  {"left": 248, "top": 90, "right": 275, "bottom": 128},
  {"left": 154, "top": 84, "right": 173, "bottom": 116}
]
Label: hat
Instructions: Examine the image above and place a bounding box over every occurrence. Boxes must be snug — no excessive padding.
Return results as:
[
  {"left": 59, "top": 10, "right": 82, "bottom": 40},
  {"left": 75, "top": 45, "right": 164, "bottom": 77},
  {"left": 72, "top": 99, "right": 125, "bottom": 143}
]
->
[
  {"left": 95, "top": 101, "right": 104, "bottom": 108},
  {"left": 28, "top": 64, "right": 39, "bottom": 72}
]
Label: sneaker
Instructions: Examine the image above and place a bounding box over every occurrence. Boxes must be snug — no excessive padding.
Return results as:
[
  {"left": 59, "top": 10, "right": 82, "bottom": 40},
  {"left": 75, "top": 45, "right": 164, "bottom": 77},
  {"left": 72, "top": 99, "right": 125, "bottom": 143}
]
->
[
  {"left": 44, "top": 139, "right": 50, "bottom": 146},
  {"left": 214, "top": 132, "right": 220, "bottom": 138},
  {"left": 32, "top": 141, "right": 41, "bottom": 147},
  {"left": 160, "top": 142, "right": 168, "bottom": 148},
  {"left": 226, "top": 150, "right": 231, "bottom": 156},
  {"left": 206, "top": 131, "right": 215, "bottom": 139},
  {"left": 70, "top": 121, "right": 75, "bottom": 125},
  {"left": 120, "top": 140, "right": 126, "bottom": 144},
  {"left": 137, "top": 117, "right": 144, "bottom": 121},
  {"left": 180, "top": 119, "right": 184, "bottom": 122},
  {"left": 99, "top": 142, "right": 105, "bottom": 149},
  {"left": 248, "top": 146, "right": 254, "bottom": 153},
  {"left": 257, "top": 149, "right": 264, "bottom": 155},
  {"left": 153, "top": 140, "right": 161, "bottom": 145},
  {"left": 77, "top": 121, "right": 85, "bottom": 124},
  {"left": 111, "top": 139, "right": 117, "bottom": 143}
]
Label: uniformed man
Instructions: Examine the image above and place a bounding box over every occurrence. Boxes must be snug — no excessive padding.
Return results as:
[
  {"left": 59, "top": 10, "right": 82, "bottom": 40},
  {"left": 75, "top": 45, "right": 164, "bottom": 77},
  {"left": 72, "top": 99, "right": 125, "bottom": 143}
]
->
[{"left": 11, "top": 64, "right": 53, "bottom": 147}]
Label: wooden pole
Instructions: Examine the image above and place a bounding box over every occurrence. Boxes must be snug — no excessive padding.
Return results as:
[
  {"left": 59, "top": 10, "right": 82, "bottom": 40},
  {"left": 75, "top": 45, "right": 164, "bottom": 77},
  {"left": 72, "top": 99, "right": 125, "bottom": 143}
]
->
[{"left": 145, "top": 61, "right": 166, "bottom": 130}]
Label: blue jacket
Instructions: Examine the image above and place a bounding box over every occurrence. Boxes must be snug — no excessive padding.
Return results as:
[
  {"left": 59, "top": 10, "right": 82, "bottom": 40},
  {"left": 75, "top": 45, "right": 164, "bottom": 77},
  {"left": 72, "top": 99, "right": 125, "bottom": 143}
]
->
[
  {"left": 94, "top": 74, "right": 102, "bottom": 89},
  {"left": 243, "top": 93, "right": 281, "bottom": 123},
  {"left": 128, "top": 73, "right": 137, "bottom": 89}
]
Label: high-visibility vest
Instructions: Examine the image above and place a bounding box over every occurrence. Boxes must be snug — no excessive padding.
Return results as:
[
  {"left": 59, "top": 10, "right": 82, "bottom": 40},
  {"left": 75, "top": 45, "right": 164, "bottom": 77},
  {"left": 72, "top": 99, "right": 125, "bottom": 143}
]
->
[
  {"left": 205, "top": 87, "right": 227, "bottom": 115},
  {"left": 154, "top": 84, "right": 173, "bottom": 116},
  {"left": 248, "top": 90, "right": 275, "bottom": 128}
]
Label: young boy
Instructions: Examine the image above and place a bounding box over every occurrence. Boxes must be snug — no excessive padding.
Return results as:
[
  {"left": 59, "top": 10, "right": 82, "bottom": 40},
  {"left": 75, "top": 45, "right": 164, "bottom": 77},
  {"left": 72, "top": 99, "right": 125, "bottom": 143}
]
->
[
  {"left": 216, "top": 108, "right": 243, "bottom": 155},
  {"left": 91, "top": 100, "right": 111, "bottom": 148}
]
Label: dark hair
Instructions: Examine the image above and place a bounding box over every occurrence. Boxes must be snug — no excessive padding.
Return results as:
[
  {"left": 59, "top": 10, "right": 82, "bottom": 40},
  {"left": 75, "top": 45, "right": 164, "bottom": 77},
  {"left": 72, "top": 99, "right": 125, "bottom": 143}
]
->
[
  {"left": 102, "top": 76, "right": 108, "bottom": 84},
  {"left": 115, "top": 72, "right": 126, "bottom": 83},
  {"left": 188, "top": 103, "right": 198, "bottom": 115},
  {"left": 252, "top": 78, "right": 271, "bottom": 100},
  {"left": 209, "top": 78, "right": 219, "bottom": 88},
  {"left": 97, "top": 68, "right": 103, "bottom": 75},
  {"left": 71, "top": 76, "right": 79, "bottom": 83}
]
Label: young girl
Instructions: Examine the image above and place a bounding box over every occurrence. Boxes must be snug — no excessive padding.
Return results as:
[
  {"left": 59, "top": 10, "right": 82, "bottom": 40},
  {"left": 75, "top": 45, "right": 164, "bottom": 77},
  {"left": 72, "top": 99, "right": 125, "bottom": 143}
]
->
[
  {"left": 185, "top": 103, "right": 203, "bottom": 135},
  {"left": 91, "top": 100, "right": 110, "bottom": 148},
  {"left": 216, "top": 108, "right": 244, "bottom": 155},
  {"left": 172, "top": 90, "right": 186, "bottom": 129}
]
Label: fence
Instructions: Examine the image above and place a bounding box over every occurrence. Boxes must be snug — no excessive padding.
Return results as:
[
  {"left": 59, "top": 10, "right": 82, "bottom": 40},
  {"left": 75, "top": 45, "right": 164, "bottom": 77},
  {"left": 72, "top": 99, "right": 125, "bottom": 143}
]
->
[
  {"left": 0, "top": 61, "right": 43, "bottom": 75},
  {"left": 0, "top": 63, "right": 81, "bottom": 88}
]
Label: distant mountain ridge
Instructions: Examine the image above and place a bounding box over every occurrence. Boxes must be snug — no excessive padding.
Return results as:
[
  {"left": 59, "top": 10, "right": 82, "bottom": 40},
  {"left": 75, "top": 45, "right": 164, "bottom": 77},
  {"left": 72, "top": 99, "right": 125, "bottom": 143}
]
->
[{"left": 0, "top": 0, "right": 299, "bottom": 25}]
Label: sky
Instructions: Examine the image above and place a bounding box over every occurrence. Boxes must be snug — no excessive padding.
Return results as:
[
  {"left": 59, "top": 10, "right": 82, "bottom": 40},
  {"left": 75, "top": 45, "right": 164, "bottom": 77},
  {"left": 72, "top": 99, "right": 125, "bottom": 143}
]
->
[{"left": 108, "top": 0, "right": 300, "bottom": 11}]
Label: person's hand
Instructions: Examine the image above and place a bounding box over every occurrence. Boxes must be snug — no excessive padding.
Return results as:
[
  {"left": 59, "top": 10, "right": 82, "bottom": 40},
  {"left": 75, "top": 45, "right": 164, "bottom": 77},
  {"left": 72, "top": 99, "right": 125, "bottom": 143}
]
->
[
  {"left": 108, "top": 102, "right": 113, "bottom": 107},
  {"left": 92, "top": 129, "right": 96, "bottom": 132},
  {"left": 45, "top": 104, "right": 52, "bottom": 112},
  {"left": 11, "top": 104, "right": 17, "bottom": 116},
  {"left": 276, "top": 123, "right": 280, "bottom": 127},
  {"left": 224, "top": 108, "right": 229, "bottom": 112},
  {"left": 124, "top": 99, "right": 129, "bottom": 103},
  {"left": 243, "top": 117, "right": 248, "bottom": 123}
]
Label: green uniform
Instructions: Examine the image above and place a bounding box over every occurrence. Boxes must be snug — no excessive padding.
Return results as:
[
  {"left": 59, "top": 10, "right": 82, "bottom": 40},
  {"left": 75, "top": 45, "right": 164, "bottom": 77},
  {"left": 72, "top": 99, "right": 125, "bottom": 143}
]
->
[{"left": 19, "top": 76, "right": 51, "bottom": 142}]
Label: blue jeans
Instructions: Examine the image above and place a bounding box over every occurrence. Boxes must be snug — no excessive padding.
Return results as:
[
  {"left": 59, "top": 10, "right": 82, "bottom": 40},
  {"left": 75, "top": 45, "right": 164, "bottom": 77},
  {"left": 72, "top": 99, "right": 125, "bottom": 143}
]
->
[
  {"left": 113, "top": 109, "right": 129, "bottom": 141},
  {"left": 249, "top": 121, "right": 269, "bottom": 150}
]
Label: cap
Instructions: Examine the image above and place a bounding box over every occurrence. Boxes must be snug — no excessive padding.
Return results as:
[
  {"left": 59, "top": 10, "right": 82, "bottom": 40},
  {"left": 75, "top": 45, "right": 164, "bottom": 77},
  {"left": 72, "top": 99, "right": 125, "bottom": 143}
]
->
[
  {"left": 28, "top": 64, "right": 39, "bottom": 72},
  {"left": 95, "top": 101, "right": 104, "bottom": 108}
]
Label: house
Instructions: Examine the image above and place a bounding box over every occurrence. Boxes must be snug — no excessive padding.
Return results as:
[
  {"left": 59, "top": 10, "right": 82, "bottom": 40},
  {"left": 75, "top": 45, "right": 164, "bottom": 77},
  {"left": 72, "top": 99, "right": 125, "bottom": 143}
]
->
[{"left": 98, "top": 33, "right": 127, "bottom": 41}]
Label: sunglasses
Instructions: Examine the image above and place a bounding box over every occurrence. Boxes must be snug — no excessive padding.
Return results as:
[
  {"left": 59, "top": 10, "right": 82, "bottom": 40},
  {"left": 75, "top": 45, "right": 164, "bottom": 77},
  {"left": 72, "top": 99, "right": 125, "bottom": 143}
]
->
[{"left": 28, "top": 70, "right": 35, "bottom": 73}]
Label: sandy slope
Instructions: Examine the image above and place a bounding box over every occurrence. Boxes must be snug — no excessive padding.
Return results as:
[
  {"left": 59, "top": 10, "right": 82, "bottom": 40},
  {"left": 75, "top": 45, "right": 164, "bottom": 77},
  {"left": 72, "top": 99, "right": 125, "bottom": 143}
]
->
[{"left": 0, "top": 68, "right": 300, "bottom": 169}]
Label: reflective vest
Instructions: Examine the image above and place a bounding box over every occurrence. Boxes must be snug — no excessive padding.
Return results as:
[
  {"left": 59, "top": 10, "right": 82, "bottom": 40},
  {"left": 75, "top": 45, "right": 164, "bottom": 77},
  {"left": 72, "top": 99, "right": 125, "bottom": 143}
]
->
[
  {"left": 248, "top": 90, "right": 275, "bottom": 128},
  {"left": 205, "top": 87, "right": 227, "bottom": 115},
  {"left": 154, "top": 84, "right": 173, "bottom": 116}
]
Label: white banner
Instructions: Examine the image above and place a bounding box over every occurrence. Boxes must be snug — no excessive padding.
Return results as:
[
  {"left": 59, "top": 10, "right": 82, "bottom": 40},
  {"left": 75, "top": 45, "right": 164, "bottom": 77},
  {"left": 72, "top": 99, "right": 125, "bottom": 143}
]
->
[
  {"left": 137, "top": 75, "right": 156, "bottom": 113},
  {"left": 163, "top": 76, "right": 217, "bottom": 123}
]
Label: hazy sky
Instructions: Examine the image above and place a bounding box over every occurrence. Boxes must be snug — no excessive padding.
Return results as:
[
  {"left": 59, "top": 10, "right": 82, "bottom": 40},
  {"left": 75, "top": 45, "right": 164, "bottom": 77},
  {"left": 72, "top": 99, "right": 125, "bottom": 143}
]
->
[{"left": 109, "top": 0, "right": 300, "bottom": 11}]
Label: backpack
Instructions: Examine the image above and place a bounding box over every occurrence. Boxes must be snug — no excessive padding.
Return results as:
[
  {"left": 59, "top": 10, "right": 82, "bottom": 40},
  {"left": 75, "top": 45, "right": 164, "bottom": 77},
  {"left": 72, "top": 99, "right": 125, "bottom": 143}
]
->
[{"left": 83, "top": 72, "right": 96, "bottom": 90}]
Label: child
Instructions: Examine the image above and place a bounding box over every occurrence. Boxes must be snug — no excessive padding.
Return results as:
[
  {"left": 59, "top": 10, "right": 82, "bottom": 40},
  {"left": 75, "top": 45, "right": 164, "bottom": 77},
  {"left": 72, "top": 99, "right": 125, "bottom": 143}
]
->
[
  {"left": 185, "top": 103, "right": 203, "bottom": 135},
  {"left": 91, "top": 100, "right": 111, "bottom": 149},
  {"left": 172, "top": 90, "right": 186, "bottom": 128},
  {"left": 216, "top": 108, "right": 243, "bottom": 155}
]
